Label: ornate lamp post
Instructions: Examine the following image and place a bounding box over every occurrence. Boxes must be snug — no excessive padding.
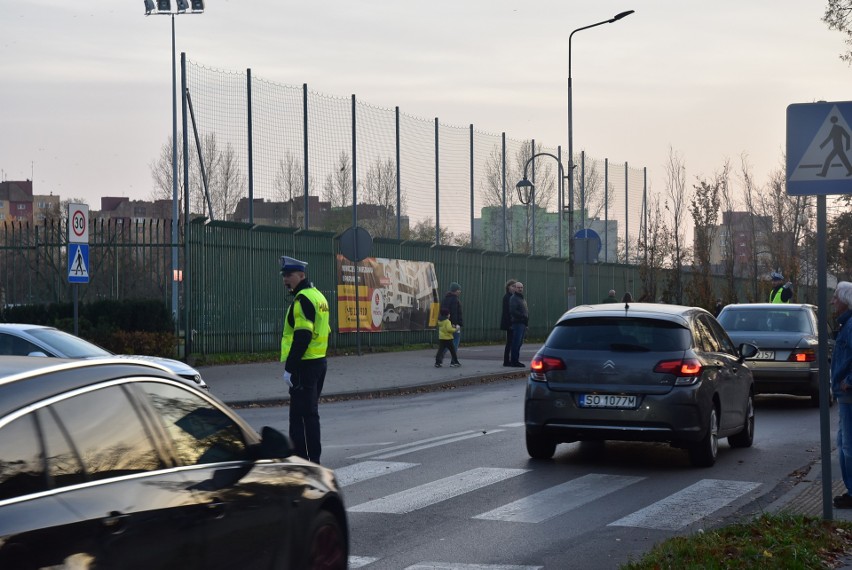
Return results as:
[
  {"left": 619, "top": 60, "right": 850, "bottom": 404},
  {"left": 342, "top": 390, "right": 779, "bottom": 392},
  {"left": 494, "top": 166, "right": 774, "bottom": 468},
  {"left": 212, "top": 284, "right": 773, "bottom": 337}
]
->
[{"left": 516, "top": 152, "right": 566, "bottom": 257}]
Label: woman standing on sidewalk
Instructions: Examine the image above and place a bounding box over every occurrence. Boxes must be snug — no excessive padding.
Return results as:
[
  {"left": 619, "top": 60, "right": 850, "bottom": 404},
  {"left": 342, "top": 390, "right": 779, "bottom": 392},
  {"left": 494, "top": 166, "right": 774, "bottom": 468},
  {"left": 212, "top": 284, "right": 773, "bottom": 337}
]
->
[{"left": 500, "top": 279, "right": 517, "bottom": 366}]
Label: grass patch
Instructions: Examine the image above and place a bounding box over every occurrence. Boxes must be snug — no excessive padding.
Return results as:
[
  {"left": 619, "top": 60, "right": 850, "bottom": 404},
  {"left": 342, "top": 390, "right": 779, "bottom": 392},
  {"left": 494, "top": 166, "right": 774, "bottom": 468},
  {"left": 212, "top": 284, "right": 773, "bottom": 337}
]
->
[{"left": 622, "top": 513, "right": 852, "bottom": 569}]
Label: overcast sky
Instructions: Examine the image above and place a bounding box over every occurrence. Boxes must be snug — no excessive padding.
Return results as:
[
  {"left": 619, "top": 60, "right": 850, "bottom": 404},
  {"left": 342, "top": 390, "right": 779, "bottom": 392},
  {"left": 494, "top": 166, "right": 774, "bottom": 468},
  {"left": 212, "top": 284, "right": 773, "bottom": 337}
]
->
[{"left": 2, "top": 0, "right": 850, "bottom": 211}]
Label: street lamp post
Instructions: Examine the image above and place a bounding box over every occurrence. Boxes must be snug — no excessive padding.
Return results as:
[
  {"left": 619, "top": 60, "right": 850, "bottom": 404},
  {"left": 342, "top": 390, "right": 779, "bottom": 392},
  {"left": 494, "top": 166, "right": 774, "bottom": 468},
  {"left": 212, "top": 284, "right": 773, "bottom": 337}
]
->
[
  {"left": 516, "top": 152, "right": 566, "bottom": 257},
  {"left": 567, "top": 10, "right": 634, "bottom": 302},
  {"left": 144, "top": 0, "right": 204, "bottom": 349}
]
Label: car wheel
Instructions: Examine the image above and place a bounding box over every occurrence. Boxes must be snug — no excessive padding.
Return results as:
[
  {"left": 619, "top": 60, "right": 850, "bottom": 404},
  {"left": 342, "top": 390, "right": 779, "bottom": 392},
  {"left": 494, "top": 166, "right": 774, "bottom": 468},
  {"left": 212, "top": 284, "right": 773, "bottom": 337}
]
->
[
  {"left": 303, "top": 511, "right": 347, "bottom": 570},
  {"left": 728, "top": 393, "right": 754, "bottom": 448},
  {"left": 526, "top": 431, "right": 556, "bottom": 460},
  {"left": 689, "top": 407, "right": 719, "bottom": 467}
]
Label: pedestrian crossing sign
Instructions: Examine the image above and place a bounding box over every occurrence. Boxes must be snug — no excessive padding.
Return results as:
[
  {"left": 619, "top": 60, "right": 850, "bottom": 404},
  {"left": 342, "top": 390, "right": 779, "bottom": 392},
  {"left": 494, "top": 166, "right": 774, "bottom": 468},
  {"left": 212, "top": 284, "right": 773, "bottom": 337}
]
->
[
  {"left": 787, "top": 101, "right": 852, "bottom": 195},
  {"left": 68, "top": 244, "right": 89, "bottom": 284}
]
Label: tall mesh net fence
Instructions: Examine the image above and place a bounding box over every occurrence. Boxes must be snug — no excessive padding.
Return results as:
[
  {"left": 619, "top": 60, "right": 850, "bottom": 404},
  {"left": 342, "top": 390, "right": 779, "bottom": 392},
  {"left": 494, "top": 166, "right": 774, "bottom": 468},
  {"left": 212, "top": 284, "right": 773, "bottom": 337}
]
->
[{"left": 184, "top": 59, "right": 649, "bottom": 258}]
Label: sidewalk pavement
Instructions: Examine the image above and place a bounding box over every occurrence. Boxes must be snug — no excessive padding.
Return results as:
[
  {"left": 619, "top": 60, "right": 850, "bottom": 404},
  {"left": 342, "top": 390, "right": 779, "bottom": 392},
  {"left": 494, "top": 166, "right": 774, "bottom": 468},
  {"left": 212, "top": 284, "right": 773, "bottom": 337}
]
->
[
  {"left": 197, "top": 342, "right": 540, "bottom": 407},
  {"left": 199, "top": 341, "right": 852, "bottom": 541}
]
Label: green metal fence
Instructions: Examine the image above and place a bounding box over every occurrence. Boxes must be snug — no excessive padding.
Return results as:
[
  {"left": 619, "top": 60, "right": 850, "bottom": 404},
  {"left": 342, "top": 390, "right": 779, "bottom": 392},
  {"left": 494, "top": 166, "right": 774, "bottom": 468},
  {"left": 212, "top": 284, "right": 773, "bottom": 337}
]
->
[{"left": 3, "top": 219, "right": 821, "bottom": 359}]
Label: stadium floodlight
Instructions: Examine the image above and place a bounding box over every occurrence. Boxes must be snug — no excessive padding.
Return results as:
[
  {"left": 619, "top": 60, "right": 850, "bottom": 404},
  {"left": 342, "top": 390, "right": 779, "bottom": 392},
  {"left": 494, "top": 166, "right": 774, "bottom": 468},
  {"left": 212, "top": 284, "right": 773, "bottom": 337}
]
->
[{"left": 143, "top": 0, "right": 204, "bottom": 349}]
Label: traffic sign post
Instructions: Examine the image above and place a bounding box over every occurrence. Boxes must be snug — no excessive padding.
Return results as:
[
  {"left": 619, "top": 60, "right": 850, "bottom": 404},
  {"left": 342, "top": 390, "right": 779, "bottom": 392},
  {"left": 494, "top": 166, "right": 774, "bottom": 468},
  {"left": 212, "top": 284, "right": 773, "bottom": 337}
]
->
[
  {"left": 786, "top": 101, "right": 850, "bottom": 520},
  {"left": 67, "top": 203, "right": 90, "bottom": 336}
]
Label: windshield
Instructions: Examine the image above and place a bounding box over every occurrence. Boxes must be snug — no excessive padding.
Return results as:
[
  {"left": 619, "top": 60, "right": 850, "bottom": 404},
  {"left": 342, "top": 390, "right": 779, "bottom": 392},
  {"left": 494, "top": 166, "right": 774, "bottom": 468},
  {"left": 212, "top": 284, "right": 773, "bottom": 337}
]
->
[
  {"left": 27, "top": 328, "right": 112, "bottom": 358},
  {"left": 718, "top": 309, "right": 812, "bottom": 334},
  {"left": 546, "top": 317, "right": 691, "bottom": 351}
]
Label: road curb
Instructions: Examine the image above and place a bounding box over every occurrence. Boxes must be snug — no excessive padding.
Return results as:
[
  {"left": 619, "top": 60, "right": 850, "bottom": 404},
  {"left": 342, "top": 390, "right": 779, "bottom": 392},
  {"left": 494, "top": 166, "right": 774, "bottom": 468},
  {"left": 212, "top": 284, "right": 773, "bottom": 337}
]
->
[{"left": 229, "top": 370, "right": 529, "bottom": 409}]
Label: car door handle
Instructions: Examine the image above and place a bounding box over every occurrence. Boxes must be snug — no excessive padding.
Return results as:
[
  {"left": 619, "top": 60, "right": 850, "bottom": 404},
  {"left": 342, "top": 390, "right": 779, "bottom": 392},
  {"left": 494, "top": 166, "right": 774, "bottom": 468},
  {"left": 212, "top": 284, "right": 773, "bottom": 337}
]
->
[
  {"left": 206, "top": 499, "right": 226, "bottom": 520},
  {"left": 103, "top": 511, "right": 130, "bottom": 534}
]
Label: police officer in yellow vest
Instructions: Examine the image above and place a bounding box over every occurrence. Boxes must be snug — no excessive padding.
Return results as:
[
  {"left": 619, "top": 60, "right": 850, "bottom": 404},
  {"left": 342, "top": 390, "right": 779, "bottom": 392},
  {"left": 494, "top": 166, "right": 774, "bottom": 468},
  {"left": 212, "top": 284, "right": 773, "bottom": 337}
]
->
[
  {"left": 280, "top": 255, "right": 330, "bottom": 463},
  {"left": 769, "top": 271, "right": 793, "bottom": 304}
]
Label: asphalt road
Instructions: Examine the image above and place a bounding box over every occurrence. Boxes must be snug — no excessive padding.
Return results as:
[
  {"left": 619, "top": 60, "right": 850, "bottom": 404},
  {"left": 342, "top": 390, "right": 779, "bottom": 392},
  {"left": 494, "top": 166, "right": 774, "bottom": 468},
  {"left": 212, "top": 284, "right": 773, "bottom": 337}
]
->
[{"left": 238, "top": 377, "right": 834, "bottom": 569}]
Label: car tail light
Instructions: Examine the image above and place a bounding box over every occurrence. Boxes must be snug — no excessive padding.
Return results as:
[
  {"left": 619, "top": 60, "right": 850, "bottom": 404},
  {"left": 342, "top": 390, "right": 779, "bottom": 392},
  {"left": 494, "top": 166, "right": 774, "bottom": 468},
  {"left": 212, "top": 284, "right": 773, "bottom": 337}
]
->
[
  {"left": 654, "top": 358, "right": 703, "bottom": 385},
  {"left": 788, "top": 348, "right": 816, "bottom": 363},
  {"left": 530, "top": 355, "right": 566, "bottom": 382}
]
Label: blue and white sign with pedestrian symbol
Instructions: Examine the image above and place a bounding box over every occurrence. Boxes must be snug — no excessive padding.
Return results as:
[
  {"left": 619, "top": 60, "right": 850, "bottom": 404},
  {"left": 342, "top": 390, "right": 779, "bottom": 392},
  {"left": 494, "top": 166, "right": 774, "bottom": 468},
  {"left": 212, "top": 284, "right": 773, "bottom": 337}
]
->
[
  {"left": 787, "top": 101, "right": 852, "bottom": 195},
  {"left": 68, "top": 244, "right": 89, "bottom": 284}
]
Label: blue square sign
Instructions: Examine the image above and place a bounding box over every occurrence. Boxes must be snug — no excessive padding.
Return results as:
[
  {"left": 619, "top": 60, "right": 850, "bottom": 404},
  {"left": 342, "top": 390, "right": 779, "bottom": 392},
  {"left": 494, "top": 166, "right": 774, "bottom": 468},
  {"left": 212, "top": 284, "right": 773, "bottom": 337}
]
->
[
  {"left": 68, "top": 244, "right": 89, "bottom": 284},
  {"left": 787, "top": 101, "right": 852, "bottom": 196}
]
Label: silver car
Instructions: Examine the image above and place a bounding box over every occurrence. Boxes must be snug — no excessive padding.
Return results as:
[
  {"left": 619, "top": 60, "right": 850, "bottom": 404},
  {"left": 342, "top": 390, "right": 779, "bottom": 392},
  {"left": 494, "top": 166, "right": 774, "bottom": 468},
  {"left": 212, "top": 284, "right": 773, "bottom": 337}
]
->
[
  {"left": 525, "top": 303, "right": 758, "bottom": 467},
  {"left": 716, "top": 303, "right": 832, "bottom": 407},
  {"left": 0, "top": 323, "right": 208, "bottom": 391}
]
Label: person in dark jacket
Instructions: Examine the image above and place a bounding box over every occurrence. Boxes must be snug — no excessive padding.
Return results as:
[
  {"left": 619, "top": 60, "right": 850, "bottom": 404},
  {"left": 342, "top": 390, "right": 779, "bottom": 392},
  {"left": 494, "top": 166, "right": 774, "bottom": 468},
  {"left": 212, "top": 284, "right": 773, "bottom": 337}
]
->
[
  {"left": 601, "top": 289, "right": 618, "bottom": 303},
  {"left": 500, "top": 279, "right": 518, "bottom": 366},
  {"left": 441, "top": 282, "right": 464, "bottom": 350},
  {"left": 508, "top": 282, "right": 528, "bottom": 367},
  {"left": 832, "top": 281, "right": 852, "bottom": 508}
]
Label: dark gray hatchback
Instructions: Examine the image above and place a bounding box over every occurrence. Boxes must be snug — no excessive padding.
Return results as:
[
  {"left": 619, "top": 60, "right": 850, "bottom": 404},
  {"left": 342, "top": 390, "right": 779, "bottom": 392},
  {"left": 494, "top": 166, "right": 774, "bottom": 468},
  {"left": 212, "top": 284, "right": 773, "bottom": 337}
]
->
[{"left": 525, "top": 302, "right": 758, "bottom": 467}]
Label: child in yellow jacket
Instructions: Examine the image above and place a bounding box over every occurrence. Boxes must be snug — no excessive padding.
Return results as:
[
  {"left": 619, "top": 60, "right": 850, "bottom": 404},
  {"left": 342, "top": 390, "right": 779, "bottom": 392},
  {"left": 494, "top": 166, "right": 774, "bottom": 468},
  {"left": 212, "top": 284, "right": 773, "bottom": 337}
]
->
[{"left": 435, "top": 308, "right": 461, "bottom": 367}]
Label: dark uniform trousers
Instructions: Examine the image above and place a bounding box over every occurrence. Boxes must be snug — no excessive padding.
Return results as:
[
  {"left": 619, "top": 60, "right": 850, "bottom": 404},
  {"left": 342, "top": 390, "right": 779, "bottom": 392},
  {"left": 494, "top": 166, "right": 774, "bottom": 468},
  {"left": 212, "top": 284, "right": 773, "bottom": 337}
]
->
[{"left": 288, "top": 358, "right": 327, "bottom": 463}]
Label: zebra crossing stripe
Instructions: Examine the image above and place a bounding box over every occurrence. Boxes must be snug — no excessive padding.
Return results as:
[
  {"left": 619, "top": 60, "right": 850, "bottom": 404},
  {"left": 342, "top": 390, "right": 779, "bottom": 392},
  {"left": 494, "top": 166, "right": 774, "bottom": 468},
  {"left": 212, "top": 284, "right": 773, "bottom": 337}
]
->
[
  {"left": 474, "top": 473, "right": 645, "bottom": 523},
  {"left": 609, "top": 478, "right": 761, "bottom": 530},
  {"left": 334, "top": 461, "right": 418, "bottom": 487},
  {"left": 349, "top": 467, "right": 528, "bottom": 514}
]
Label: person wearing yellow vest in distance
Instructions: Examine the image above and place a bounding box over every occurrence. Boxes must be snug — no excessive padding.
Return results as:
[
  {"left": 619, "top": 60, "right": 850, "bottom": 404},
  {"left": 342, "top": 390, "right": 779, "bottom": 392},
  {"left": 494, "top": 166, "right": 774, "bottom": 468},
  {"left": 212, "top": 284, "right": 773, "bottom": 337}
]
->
[
  {"left": 280, "top": 255, "right": 330, "bottom": 464},
  {"left": 768, "top": 271, "right": 793, "bottom": 303}
]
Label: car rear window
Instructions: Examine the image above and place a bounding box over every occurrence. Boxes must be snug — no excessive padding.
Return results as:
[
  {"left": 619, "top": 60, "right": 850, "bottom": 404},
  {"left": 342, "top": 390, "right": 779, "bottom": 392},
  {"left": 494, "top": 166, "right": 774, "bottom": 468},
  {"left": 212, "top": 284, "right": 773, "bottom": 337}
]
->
[
  {"left": 718, "top": 309, "right": 812, "bottom": 333},
  {"left": 545, "top": 317, "right": 691, "bottom": 351}
]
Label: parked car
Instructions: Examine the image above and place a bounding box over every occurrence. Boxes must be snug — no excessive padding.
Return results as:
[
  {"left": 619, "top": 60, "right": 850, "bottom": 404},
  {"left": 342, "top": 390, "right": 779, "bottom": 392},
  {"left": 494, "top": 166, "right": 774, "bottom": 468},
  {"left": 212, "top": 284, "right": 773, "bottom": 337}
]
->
[
  {"left": 716, "top": 303, "right": 832, "bottom": 406},
  {"left": 525, "top": 302, "right": 758, "bottom": 467},
  {"left": 383, "top": 307, "right": 401, "bottom": 323},
  {"left": 0, "top": 323, "right": 208, "bottom": 391},
  {"left": 0, "top": 357, "right": 349, "bottom": 569}
]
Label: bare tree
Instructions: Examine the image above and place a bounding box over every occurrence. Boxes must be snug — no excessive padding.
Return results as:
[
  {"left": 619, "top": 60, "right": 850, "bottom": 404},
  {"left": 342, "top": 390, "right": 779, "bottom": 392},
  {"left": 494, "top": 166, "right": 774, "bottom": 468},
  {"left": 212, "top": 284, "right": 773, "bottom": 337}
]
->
[
  {"left": 323, "top": 151, "right": 352, "bottom": 209},
  {"left": 149, "top": 135, "right": 191, "bottom": 216},
  {"left": 687, "top": 168, "right": 722, "bottom": 309},
  {"left": 212, "top": 143, "right": 244, "bottom": 221},
  {"left": 824, "top": 0, "right": 852, "bottom": 63},
  {"left": 664, "top": 147, "right": 689, "bottom": 303},
  {"left": 362, "top": 157, "right": 402, "bottom": 238},
  {"left": 637, "top": 194, "right": 672, "bottom": 302},
  {"left": 274, "top": 151, "right": 304, "bottom": 228}
]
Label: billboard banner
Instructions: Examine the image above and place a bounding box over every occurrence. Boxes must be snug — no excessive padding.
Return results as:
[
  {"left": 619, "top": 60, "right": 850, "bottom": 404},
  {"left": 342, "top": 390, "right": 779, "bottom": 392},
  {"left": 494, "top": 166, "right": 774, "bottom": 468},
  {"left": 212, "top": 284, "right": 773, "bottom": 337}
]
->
[{"left": 336, "top": 254, "right": 440, "bottom": 333}]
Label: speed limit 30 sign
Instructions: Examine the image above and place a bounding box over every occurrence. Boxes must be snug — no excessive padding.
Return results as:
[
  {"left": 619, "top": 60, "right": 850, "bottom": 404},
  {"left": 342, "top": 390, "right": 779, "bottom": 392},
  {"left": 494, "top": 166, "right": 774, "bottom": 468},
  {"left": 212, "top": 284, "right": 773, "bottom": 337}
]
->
[{"left": 68, "top": 203, "right": 89, "bottom": 244}]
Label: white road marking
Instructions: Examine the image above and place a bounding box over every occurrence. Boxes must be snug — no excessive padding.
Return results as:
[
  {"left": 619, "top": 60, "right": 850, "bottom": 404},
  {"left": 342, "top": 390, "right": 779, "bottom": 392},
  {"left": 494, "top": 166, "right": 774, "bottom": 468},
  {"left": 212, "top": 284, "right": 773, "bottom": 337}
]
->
[
  {"left": 474, "top": 473, "right": 645, "bottom": 523},
  {"left": 499, "top": 422, "right": 525, "bottom": 428},
  {"left": 334, "top": 460, "right": 418, "bottom": 487},
  {"left": 373, "top": 431, "right": 504, "bottom": 459},
  {"left": 405, "top": 562, "right": 544, "bottom": 570},
  {"left": 325, "top": 442, "right": 395, "bottom": 448},
  {"left": 609, "top": 478, "right": 761, "bottom": 530},
  {"left": 348, "top": 431, "right": 478, "bottom": 459},
  {"left": 349, "top": 467, "right": 529, "bottom": 514},
  {"left": 349, "top": 555, "right": 379, "bottom": 567}
]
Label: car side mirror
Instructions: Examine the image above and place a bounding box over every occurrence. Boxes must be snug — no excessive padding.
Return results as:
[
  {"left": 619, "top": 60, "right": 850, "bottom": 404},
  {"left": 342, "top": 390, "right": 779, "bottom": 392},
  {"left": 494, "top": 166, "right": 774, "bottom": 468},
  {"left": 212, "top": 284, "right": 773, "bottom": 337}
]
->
[
  {"left": 257, "top": 426, "right": 294, "bottom": 459},
  {"left": 738, "top": 343, "right": 758, "bottom": 362}
]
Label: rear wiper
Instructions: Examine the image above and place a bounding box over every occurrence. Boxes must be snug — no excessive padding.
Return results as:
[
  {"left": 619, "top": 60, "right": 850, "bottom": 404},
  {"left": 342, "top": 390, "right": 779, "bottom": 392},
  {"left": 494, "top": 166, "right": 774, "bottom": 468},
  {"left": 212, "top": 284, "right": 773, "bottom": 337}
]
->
[{"left": 609, "top": 343, "right": 650, "bottom": 352}]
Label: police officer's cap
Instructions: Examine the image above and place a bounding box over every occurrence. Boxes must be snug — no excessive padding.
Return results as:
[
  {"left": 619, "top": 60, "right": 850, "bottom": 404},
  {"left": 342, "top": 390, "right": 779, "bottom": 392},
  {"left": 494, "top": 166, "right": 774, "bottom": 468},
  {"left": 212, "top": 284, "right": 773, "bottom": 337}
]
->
[
  {"left": 280, "top": 256, "right": 308, "bottom": 275},
  {"left": 770, "top": 271, "right": 783, "bottom": 281}
]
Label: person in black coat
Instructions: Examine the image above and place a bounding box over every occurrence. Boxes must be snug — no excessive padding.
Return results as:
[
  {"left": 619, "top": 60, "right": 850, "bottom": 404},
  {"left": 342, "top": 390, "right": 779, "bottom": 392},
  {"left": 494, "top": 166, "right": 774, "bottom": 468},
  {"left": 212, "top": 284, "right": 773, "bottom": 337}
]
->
[
  {"left": 441, "top": 282, "right": 464, "bottom": 350},
  {"left": 500, "top": 279, "right": 518, "bottom": 366}
]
